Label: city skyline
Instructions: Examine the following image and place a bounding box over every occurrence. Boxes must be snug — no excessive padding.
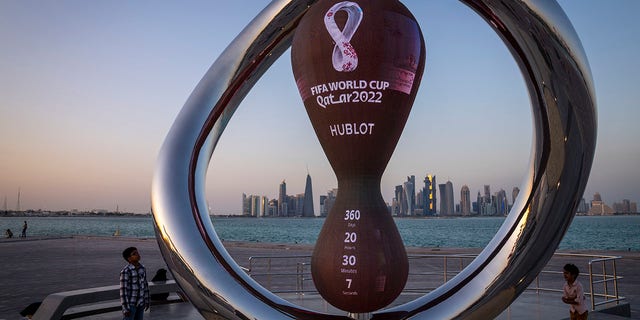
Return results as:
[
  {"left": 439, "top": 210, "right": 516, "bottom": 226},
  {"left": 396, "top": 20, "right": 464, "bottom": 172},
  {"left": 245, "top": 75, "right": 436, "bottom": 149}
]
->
[
  {"left": 1, "top": 167, "right": 636, "bottom": 216},
  {"left": 238, "top": 171, "right": 631, "bottom": 218},
  {"left": 1, "top": 1, "right": 639, "bottom": 214}
]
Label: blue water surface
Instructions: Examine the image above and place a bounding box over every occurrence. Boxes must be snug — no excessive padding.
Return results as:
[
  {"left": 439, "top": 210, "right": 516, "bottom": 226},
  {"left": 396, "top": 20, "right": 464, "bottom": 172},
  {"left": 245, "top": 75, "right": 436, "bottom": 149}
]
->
[{"left": 1, "top": 215, "right": 638, "bottom": 251}]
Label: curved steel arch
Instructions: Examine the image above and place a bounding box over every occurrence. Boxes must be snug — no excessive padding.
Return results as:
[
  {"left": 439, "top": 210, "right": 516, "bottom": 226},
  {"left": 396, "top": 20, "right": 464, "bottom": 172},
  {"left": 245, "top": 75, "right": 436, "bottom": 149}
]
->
[{"left": 151, "top": 0, "right": 596, "bottom": 319}]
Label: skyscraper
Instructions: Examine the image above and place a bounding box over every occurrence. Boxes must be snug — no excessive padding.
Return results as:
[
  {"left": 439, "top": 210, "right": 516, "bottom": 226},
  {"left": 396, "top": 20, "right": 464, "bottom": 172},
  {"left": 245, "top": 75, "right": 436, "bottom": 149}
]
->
[
  {"left": 394, "top": 185, "right": 405, "bottom": 216},
  {"left": 512, "top": 187, "right": 520, "bottom": 206},
  {"left": 588, "top": 192, "right": 614, "bottom": 215},
  {"left": 250, "top": 195, "right": 261, "bottom": 217},
  {"left": 319, "top": 195, "right": 328, "bottom": 217},
  {"left": 577, "top": 198, "right": 589, "bottom": 213},
  {"left": 439, "top": 181, "right": 454, "bottom": 216},
  {"left": 403, "top": 176, "right": 415, "bottom": 216},
  {"left": 303, "top": 173, "right": 314, "bottom": 217},
  {"left": 460, "top": 185, "right": 471, "bottom": 216},
  {"left": 278, "top": 180, "right": 287, "bottom": 216},
  {"left": 484, "top": 185, "right": 491, "bottom": 205},
  {"left": 423, "top": 174, "right": 437, "bottom": 216},
  {"left": 267, "top": 199, "right": 278, "bottom": 216},
  {"left": 496, "top": 189, "right": 508, "bottom": 216},
  {"left": 438, "top": 184, "right": 446, "bottom": 215},
  {"left": 293, "top": 194, "right": 305, "bottom": 216},
  {"left": 242, "top": 193, "right": 251, "bottom": 215},
  {"left": 320, "top": 188, "right": 338, "bottom": 217},
  {"left": 445, "top": 181, "right": 454, "bottom": 216},
  {"left": 416, "top": 189, "right": 424, "bottom": 212}
]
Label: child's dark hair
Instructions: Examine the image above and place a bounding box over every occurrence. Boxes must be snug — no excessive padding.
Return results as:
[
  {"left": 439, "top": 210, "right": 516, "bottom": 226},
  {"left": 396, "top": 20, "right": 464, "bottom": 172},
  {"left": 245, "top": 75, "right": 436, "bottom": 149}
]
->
[
  {"left": 564, "top": 263, "right": 580, "bottom": 277},
  {"left": 122, "top": 247, "right": 137, "bottom": 261}
]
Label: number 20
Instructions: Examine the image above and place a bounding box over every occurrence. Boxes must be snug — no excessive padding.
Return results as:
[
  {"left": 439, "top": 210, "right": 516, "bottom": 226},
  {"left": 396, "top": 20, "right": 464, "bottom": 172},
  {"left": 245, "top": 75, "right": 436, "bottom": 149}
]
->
[{"left": 344, "top": 232, "right": 357, "bottom": 243}]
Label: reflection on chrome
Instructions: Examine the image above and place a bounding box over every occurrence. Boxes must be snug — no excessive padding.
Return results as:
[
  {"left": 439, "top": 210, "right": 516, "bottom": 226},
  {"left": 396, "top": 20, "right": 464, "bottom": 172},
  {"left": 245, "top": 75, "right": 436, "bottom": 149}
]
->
[{"left": 151, "top": 0, "right": 596, "bottom": 319}]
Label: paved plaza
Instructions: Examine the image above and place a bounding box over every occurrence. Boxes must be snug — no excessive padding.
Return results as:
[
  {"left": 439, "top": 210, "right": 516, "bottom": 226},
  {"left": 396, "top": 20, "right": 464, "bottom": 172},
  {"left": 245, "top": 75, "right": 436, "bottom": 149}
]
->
[{"left": 0, "top": 236, "right": 637, "bottom": 319}]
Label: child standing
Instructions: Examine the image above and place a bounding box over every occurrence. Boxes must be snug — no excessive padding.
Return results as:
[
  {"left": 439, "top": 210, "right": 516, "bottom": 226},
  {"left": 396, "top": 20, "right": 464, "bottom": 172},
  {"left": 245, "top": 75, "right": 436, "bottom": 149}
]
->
[
  {"left": 120, "top": 247, "right": 150, "bottom": 320},
  {"left": 562, "top": 263, "right": 588, "bottom": 320}
]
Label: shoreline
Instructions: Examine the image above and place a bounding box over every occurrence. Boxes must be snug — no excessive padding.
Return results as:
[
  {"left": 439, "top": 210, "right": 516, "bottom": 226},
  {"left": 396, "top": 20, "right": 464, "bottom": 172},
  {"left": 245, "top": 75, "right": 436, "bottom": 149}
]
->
[
  {"left": 3, "top": 215, "right": 638, "bottom": 252},
  {"left": 3, "top": 212, "right": 640, "bottom": 218},
  {"left": 2, "top": 234, "right": 639, "bottom": 257}
]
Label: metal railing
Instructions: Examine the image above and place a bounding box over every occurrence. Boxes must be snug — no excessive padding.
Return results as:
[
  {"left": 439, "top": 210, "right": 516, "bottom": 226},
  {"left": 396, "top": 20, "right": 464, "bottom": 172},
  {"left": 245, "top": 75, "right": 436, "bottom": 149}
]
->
[
  {"left": 245, "top": 252, "right": 625, "bottom": 311},
  {"left": 248, "top": 254, "right": 312, "bottom": 294},
  {"left": 526, "top": 253, "right": 626, "bottom": 310},
  {"left": 589, "top": 255, "right": 623, "bottom": 309}
]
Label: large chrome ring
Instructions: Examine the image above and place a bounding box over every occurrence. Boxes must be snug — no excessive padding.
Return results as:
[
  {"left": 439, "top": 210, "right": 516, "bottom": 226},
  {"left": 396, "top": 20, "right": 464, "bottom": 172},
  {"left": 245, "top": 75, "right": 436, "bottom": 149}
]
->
[{"left": 151, "top": 0, "right": 597, "bottom": 319}]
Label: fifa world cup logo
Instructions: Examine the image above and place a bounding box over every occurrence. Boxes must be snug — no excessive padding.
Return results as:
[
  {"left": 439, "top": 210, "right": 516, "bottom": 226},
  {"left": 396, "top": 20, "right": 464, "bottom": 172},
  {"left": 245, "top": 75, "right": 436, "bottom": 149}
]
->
[
  {"left": 325, "top": 2, "right": 362, "bottom": 72},
  {"left": 292, "top": 0, "right": 426, "bottom": 313}
]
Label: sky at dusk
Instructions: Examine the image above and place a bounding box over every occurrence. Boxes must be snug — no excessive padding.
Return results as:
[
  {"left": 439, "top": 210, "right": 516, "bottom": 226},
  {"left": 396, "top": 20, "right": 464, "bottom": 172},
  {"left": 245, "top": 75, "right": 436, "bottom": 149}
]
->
[{"left": 1, "top": 1, "right": 639, "bottom": 214}]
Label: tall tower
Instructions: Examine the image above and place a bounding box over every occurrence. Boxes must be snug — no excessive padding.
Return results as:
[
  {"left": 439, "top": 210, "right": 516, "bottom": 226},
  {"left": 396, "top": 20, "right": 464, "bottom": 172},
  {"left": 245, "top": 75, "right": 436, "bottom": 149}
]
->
[
  {"left": 484, "top": 185, "right": 491, "bottom": 205},
  {"left": 323, "top": 188, "right": 338, "bottom": 217},
  {"left": 250, "top": 195, "right": 260, "bottom": 217},
  {"left": 394, "top": 185, "right": 405, "bottom": 216},
  {"left": 460, "top": 185, "right": 471, "bottom": 215},
  {"left": 278, "top": 180, "right": 287, "bottom": 216},
  {"left": 512, "top": 187, "right": 520, "bottom": 206},
  {"left": 438, "top": 184, "right": 446, "bottom": 215},
  {"left": 439, "top": 182, "right": 455, "bottom": 216},
  {"left": 416, "top": 189, "right": 424, "bottom": 210},
  {"left": 403, "top": 176, "right": 415, "bottom": 216},
  {"left": 260, "top": 196, "right": 268, "bottom": 217},
  {"left": 242, "top": 193, "right": 250, "bottom": 215},
  {"left": 445, "top": 181, "right": 454, "bottom": 215},
  {"left": 496, "top": 189, "right": 508, "bottom": 215},
  {"left": 319, "top": 195, "right": 328, "bottom": 217},
  {"left": 423, "top": 174, "right": 437, "bottom": 216},
  {"left": 303, "top": 173, "right": 314, "bottom": 217}
]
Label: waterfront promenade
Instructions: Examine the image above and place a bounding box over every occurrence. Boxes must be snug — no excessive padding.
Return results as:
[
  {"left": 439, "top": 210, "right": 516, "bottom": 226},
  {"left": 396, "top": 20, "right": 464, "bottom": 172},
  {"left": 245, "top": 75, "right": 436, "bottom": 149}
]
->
[{"left": 0, "top": 236, "right": 637, "bottom": 319}]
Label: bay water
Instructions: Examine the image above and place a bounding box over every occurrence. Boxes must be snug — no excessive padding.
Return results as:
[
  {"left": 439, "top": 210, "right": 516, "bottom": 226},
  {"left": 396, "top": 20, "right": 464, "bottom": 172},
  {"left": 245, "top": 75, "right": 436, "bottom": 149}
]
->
[{"left": 1, "top": 215, "right": 638, "bottom": 251}]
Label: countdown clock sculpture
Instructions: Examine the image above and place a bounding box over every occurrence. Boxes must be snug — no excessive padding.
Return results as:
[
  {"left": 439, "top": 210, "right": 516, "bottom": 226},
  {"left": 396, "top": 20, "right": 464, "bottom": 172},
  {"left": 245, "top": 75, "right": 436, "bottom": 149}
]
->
[
  {"left": 151, "top": 0, "right": 597, "bottom": 319},
  {"left": 291, "top": 0, "right": 425, "bottom": 313}
]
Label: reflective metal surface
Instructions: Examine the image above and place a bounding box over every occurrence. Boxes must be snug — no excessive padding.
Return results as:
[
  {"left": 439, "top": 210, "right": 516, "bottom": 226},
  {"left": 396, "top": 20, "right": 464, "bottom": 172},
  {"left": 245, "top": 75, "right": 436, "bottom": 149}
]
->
[{"left": 151, "top": 0, "right": 596, "bottom": 319}]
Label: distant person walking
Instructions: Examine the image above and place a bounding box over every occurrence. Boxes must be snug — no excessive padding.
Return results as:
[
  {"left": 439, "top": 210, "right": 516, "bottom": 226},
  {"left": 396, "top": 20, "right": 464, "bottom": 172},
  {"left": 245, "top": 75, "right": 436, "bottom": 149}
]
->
[
  {"left": 21, "top": 221, "right": 27, "bottom": 238},
  {"left": 120, "top": 247, "right": 150, "bottom": 320},
  {"left": 562, "top": 263, "right": 588, "bottom": 320}
]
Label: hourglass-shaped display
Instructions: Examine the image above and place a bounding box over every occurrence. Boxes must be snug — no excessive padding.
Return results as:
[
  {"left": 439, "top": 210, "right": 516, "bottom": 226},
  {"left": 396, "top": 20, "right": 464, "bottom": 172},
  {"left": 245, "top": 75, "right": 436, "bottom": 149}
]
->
[{"left": 291, "top": 0, "right": 425, "bottom": 313}]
